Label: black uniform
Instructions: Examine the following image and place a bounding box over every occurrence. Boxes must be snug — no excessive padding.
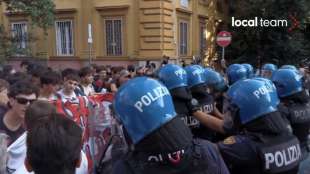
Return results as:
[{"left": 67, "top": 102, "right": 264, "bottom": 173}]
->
[
  {"left": 113, "top": 139, "right": 230, "bottom": 174},
  {"left": 278, "top": 91, "right": 310, "bottom": 161},
  {"left": 112, "top": 116, "right": 230, "bottom": 174},
  {"left": 218, "top": 112, "right": 301, "bottom": 174},
  {"left": 170, "top": 87, "right": 200, "bottom": 130},
  {"left": 191, "top": 87, "right": 218, "bottom": 141}
]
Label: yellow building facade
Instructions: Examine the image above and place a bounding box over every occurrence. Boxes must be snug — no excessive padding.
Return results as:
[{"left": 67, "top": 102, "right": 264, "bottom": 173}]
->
[{"left": 0, "top": 0, "right": 224, "bottom": 68}]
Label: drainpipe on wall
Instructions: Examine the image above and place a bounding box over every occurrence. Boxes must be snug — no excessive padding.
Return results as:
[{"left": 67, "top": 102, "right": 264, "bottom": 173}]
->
[{"left": 172, "top": 0, "right": 179, "bottom": 65}]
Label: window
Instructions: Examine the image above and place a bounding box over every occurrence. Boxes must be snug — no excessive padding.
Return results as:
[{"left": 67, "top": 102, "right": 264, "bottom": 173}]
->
[
  {"left": 55, "top": 20, "right": 74, "bottom": 56},
  {"left": 179, "top": 21, "right": 188, "bottom": 56},
  {"left": 180, "top": 0, "right": 189, "bottom": 8},
  {"left": 105, "top": 18, "right": 123, "bottom": 56},
  {"left": 200, "top": 24, "right": 207, "bottom": 57},
  {"left": 11, "top": 22, "right": 28, "bottom": 49}
]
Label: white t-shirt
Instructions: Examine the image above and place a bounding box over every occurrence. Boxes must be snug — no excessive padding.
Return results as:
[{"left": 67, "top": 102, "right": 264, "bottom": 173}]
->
[
  {"left": 37, "top": 93, "right": 58, "bottom": 101},
  {"left": 7, "top": 132, "right": 88, "bottom": 174},
  {"left": 80, "top": 84, "right": 95, "bottom": 96}
]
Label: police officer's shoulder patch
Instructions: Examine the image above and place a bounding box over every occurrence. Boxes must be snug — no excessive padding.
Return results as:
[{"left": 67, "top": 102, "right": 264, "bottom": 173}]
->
[{"left": 223, "top": 136, "right": 236, "bottom": 145}]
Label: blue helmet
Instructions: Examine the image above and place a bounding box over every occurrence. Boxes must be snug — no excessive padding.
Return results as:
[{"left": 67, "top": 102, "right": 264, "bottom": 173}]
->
[
  {"left": 158, "top": 64, "right": 187, "bottom": 90},
  {"left": 242, "top": 63, "right": 254, "bottom": 78},
  {"left": 261, "top": 63, "right": 278, "bottom": 79},
  {"left": 227, "top": 64, "right": 247, "bottom": 85},
  {"left": 184, "top": 65, "right": 206, "bottom": 87},
  {"left": 271, "top": 69, "right": 303, "bottom": 98},
  {"left": 262, "top": 63, "right": 278, "bottom": 72},
  {"left": 205, "top": 68, "right": 227, "bottom": 92},
  {"left": 114, "top": 77, "right": 177, "bottom": 144},
  {"left": 280, "top": 65, "right": 297, "bottom": 70},
  {"left": 227, "top": 78, "right": 280, "bottom": 124}
]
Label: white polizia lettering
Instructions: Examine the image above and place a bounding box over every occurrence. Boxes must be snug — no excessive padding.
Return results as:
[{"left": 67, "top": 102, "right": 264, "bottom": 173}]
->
[
  {"left": 253, "top": 85, "right": 274, "bottom": 99},
  {"left": 134, "top": 86, "right": 170, "bottom": 112},
  {"left": 175, "top": 69, "right": 186, "bottom": 77},
  {"left": 265, "top": 144, "right": 301, "bottom": 170},
  {"left": 181, "top": 116, "right": 200, "bottom": 127},
  {"left": 192, "top": 68, "right": 204, "bottom": 76}
]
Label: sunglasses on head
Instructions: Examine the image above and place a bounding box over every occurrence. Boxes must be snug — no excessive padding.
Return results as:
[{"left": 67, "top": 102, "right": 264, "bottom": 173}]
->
[{"left": 15, "top": 97, "right": 36, "bottom": 105}]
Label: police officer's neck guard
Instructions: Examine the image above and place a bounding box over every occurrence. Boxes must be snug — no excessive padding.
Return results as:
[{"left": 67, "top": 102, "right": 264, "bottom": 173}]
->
[
  {"left": 170, "top": 87, "right": 192, "bottom": 101},
  {"left": 190, "top": 83, "right": 208, "bottom": 98},
  {"left": 243, "top": 111, "right": 291, "bottom": 136},
  {"left": 282, "top": 90, "right": 309, "bottom": 104},
  {"left": 134, "top": 117, "right": 192, "bottom": 158}
]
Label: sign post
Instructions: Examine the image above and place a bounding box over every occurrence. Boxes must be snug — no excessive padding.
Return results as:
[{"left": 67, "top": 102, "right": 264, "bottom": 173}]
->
[
  {"left": 88, "top": 24, "right": 93, "bottom": 66},
  {"left": 216, "top": 31, "right": 232, "bottom": 68}
]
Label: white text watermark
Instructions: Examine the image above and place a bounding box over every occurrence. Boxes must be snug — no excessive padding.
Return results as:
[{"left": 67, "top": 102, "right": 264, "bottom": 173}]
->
[{"left": 232, "top": 17, "right": 288, "bottom": 27}]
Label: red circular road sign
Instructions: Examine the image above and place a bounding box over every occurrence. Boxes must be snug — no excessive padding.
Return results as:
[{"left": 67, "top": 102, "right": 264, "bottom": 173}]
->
[{"left": 216, "top": 31, "right": 232, "bottom": 47}]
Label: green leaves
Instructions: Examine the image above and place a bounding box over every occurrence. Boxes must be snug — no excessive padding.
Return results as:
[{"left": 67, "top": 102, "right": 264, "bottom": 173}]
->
[
  {"left": 227, "top": 0, "right": 310, "bottom": 66},
  {"left": 4, "top": 0, "right": 55, "bottom": 31},
  {"left": 0, "top": 24, "right": 36, "bottom": 63}
]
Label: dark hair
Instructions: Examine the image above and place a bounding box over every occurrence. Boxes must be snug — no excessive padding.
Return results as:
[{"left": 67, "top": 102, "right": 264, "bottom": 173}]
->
[
  {"left": 6, "top": 72, "right": 31, "bottom": 85},
  {"left": 26, "top": 113, "right": 82, "bottom": 174},
  {"left": 65, "top": 73, "right": 80, "bottom": 82},
  {"left": 29, "top": 65, "right": 47, "bottom": 78},
  {"left": 26, "top": 62, "right": 42, "bottom": 74},
  {"left": 20, "top": 60, "right": 30, "bottom": 67},
  {"left": 3, "top": 65, "right": 13, "bottom": 72},
  {"left": 8, "top": 80, "right": 39, "bottom": 98},
  {"left": 25, "top": 101, "right": 57, "bottom": 131},
  {"left": 62, "top": 68, "right": 78, "bottom": 80},
  {"left": 127, "top": 65, "right": 135, "bottom": 73},
  {"left": 40, "top": 70, "right": 61, "bottom": 85},
  {"left": 95, "top": 65, "right": 106, "bottom": 73},
  {"left": 79, "top": 67, "right": 93, "bottom": 78},
  {"left": 150, "top": 63, "right": 156, "bottom": 69}
]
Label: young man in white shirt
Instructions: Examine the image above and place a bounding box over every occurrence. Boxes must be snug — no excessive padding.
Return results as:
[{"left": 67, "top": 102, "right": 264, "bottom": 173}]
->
[
  {"left": 78, "top": 67, "right": 95, "bottom": 96},
  {"left": 9, "top": 101, "right": 88, "bottom": 174}
]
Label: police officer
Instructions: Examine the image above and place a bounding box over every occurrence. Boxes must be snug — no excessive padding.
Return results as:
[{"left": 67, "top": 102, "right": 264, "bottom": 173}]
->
[
  {"left": 112, "top": 77, "right": 230, "bottom": 174},
  {"left": 280, "top": 65, "right": 297, "bottom": 71},
  {"left": 185, "top": 65, "right": 223, "bottom": 141},
  {"left": 157, "top": 64, "right": 200, "bottom": 130},
  {"left": 242, "top": 63, "right": 255, "bottom": 78},
  {"left": 261, "top": 63, "right": 277, "bottom": 79},
  {"left": 226, "top": 64, "right": 247, "bottom": 85},
  {"left": 272, "top": 69, "right": 310, "bottom": 174},
  {"left": 204, "top": 68, "right": 228, "bottom": 114},
  {"left": 217, "top": 78, "right": 301, "bottom": 174}
]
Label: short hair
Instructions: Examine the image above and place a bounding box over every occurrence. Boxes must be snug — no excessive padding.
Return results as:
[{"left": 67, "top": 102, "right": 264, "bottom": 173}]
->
[
  {"left": 65, "top": 73, "right": 80, "bottom": 82},
  {"left": 79, "top": 67, "right": 93, "bottom": 78},
  {"left": 29, "top": 65, "right": 47, "bottom": 78},
  {"left": 40, "top": 70, "right": 61, "bottom": 85},
  {"left": 26, "top": 114, "right": 82, "bottom": 174},
  {"left": 8, "top": 80, "right": 39, "bottom": 98},
  {"left": 62, "top": 68, "right": 77, "bottom": 79},
  {"left": 95, "top": 65, "right": 106, "bottom": 73},
  {"left": 20, "top": 60, "right": 30, "bottom": 67},
  {"left": 25, "top": 101, "right": 56, "bottom": 131},
  {"left": 6, "top": 72, "right": 31, "bottom": 85},
  {"left": 2, "top": 65, "right": 14, "bottom": 74}
]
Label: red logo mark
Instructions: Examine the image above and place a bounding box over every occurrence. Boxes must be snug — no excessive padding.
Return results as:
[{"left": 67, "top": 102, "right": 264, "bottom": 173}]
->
[{"left": 288, "top": 14, "right": 300, "bottom": 32}]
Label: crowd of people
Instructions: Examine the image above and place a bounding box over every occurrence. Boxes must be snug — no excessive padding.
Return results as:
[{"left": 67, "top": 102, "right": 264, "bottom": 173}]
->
[{"left": 0, "top": 59, "right": 309, "bottom": 174}]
